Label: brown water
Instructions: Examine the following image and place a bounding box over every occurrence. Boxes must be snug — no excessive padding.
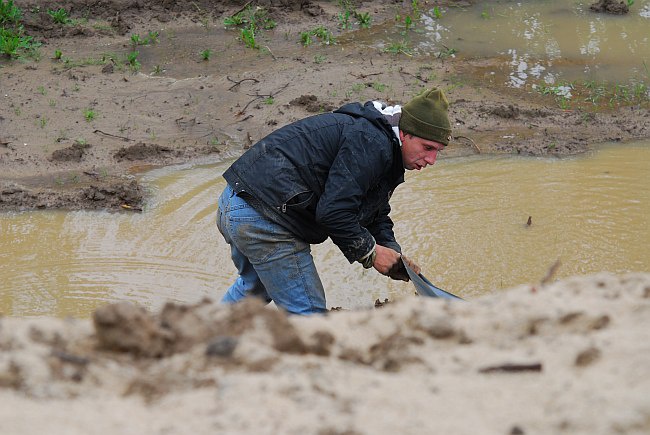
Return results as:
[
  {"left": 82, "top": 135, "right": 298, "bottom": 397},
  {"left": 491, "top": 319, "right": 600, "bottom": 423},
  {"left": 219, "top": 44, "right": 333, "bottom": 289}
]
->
[
  {"left": 375, "top": 0, "right": 650, "bottom": 89},
  {"left": 2, "top": 143, "right": 648, "bottom": 317}
]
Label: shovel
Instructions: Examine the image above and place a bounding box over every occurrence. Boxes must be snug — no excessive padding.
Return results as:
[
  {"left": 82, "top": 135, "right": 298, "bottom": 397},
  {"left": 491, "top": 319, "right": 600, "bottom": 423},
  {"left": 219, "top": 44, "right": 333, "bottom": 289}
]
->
[{"left": 401, "top": 258, "right": 464, "bottom": 300}]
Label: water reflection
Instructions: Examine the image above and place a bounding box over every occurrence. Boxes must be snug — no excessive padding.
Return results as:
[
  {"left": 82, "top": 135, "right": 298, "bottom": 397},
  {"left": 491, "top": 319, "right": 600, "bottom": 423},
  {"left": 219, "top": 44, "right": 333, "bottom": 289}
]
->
[
  {"left": 1, "top": 143, "right": 649, "bottom": 317},
  {"left": 413, "top": 0, "right": 650, "bottom": 88}
]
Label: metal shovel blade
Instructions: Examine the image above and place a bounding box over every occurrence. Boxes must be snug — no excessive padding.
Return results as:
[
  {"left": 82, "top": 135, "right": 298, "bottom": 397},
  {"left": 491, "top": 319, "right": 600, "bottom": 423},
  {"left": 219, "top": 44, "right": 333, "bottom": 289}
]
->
[{"left": 402, "top": 259, "right": 464, "bottom": 300}]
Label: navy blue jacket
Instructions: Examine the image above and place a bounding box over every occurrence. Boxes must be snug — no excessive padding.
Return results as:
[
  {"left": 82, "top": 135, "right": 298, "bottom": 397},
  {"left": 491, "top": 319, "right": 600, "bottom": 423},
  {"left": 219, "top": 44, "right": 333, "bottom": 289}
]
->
[{"left": 223, "top": 102, "right": 405, "bottom": 263}]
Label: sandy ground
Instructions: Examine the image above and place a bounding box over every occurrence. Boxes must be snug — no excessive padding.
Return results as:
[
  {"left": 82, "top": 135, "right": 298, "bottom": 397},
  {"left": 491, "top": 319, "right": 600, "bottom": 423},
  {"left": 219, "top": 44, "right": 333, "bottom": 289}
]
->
[
  {"left": 1, "top": 0, "right": 649, "bottom": 210},
  {"left": 1, "top": 272, "right": 649, "bottom": 434}
]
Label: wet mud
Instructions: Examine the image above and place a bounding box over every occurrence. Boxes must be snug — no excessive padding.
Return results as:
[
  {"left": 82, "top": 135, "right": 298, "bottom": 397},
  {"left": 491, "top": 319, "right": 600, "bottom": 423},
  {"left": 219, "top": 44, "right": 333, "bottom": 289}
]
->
[{"left": 1, "top": 0, "right": 649, "bottom": 211}]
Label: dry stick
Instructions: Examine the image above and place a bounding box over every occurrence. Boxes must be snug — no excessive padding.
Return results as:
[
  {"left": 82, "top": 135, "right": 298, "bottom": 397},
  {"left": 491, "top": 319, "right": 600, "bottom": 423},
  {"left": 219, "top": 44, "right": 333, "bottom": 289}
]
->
[
  {"left": 227, "top": 76, "right": 260, "bottom": 91},
  {"left": 238, "top": 82, "right": 290, "bottom": 115},
  {"left": 455, "top": 135, "right": 481, "bottom": 153},
  {"left": 231, "top": 0, "right": 253, "bottom": 17},
  {"left": 93, "top": 129, "right": 133, "bottom": 142},
  {"left": 264, "top": 46, "right": 277, "bottom": 60},
  {"left": 479, "top": 363, "right": 543, "bottom": 374},
  {"left": 349, "top": 72, "right": 382, "bottom": 80},
  {"left": 399, "top": 68, "right": 428, "bottom": 83}
]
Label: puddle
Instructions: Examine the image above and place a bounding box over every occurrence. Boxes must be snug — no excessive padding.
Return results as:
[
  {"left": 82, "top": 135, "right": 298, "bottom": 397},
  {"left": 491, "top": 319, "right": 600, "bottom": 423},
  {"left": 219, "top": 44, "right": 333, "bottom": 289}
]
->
[
  {"left": 372, "top": 0, "right": 650, "bottom": 90},
  {"left": 2, "top": 143, "right": 649, "bottom": 317}
]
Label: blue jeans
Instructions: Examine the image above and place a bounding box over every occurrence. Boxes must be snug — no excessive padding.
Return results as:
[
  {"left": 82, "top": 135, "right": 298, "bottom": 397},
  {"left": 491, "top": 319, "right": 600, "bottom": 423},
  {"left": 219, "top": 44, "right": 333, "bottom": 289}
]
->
[{"left": 217, "top": 184, "right": 327, "bottom": 315}]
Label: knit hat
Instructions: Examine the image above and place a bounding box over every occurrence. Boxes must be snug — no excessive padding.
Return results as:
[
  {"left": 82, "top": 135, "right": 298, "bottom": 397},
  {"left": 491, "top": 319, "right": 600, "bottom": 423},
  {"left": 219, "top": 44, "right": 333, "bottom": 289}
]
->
[{"left": 399, "top": 88, "right": 452, "bottom": 145}]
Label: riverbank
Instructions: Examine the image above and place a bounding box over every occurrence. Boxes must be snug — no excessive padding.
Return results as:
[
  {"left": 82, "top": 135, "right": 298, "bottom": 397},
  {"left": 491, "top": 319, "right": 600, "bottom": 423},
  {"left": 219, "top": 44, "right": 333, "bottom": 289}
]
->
[
  {"left": 1, "top": 272, "right": 649, "bottom": 434},
  {"left": 1, "top": 0, "right": 649, "bottom": 211}
]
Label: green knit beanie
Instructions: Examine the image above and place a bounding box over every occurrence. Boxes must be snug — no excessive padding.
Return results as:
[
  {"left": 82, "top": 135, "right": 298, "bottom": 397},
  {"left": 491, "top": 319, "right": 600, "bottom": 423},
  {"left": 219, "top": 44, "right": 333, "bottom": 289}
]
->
[{"left": 400, "top": 88, "right": 452, "bottom": 145}]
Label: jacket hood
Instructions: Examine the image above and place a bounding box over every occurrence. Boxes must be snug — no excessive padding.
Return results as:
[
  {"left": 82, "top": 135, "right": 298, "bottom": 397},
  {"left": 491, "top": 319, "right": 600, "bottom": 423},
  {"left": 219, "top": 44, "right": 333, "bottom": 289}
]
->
[
  {"left": 334, "top": 101, "right": 404, "bottom": 182},
  {"left": 334, "top": 102, "right": 397, "bottom": 140}
]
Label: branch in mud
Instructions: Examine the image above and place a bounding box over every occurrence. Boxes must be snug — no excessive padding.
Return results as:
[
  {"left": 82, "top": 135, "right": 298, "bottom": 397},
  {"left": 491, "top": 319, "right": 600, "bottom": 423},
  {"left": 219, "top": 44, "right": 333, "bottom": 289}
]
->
[
  {"left": 227, "top": 76, "right": 260, "bottom": 91},
  {"left": 349, "top": 72, "right": 382, "bottom": 80},
  {"left": 230, "top": 1, "right": 254, "bottom": 18},
  {"left": 454, "top": 135, "right": 481, "bottom": 153},
  {"left": 398, "top": 68, "right": 428, "bottom": 83},
  {"left": 93, "top": 129, "right": 134, "bottom": 142},
  {"left": 237, "top": 83, "right": 290, "bottom": 116},
  {"left": 479, "top": 362, "right": 543, "bottom": 374}
]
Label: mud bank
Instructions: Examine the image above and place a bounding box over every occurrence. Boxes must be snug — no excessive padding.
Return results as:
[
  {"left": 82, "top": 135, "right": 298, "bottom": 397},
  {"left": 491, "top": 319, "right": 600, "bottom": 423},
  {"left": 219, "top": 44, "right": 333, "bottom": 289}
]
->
[
  {"left": 1, "top": 0, "right": 649, "bottom": 211},
  {"left": 1, "top": 273, "right": 649, "bottom": 434}
]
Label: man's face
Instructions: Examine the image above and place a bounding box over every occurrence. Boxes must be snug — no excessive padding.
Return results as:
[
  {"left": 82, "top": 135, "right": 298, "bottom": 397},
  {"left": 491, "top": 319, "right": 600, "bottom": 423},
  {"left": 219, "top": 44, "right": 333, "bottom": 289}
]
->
[{"left": 399, "top": 131, "right": 446, "bottom": 171}]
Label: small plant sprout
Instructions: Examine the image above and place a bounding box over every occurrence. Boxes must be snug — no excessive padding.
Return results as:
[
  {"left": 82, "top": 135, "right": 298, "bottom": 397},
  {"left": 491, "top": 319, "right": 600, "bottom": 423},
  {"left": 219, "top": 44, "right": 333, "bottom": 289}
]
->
[
  {"left": 37, "top": 85, "right": 46, "bottom": 95},
  {"left": 314, "top": 54, "right": 326, "bottom": 64},
  {"left": 83, "top": 108, "right": 96, "bottom": 122},
  {"left": 338, "top": 9, "right": 351, "bottom": 29},
  {"left": 411, "top": 0, "right": 422, "bottom": 19},
  {"left": 223, "top": 5, "right": 275, "bottom": 49},
  {"left": 432, "top": 6, "right": 442, "bottom": 19},
  {"left": 300, "top": 31, "right": 313, "bottom": 46},
  {"left": 152, "top": 64, "right": 163, "bottom": 75},
  {"left": 53, "top": 49, "right": 62, "bottom": 60},
  {"left": 130, "top": 33, "right": 143, "bottom": 48},
  {"left": 371, "top": 82, "right": 387, "bottom": 92},
  {"left": 126, "top": 51, "right": 140, "bottom": 71},
  {"left": 147, "top": 31, "right": 159, "bottom": 43},
  {"left": 200, "top": 48, "right": 211, "bottom": 60},
  {"left": 385, "top": 41, "right": 412, "bottom": 56},
  {"left": 264, "top": 96, "right": 274, "bottom": 105},
  {"left": 49, "top": 99, "right": 56, "bottom": 107},
  {"left": 39, "top": 117, "right": 47, "bottom": 128},
  {"left": 301, "top": 26, "right": 335, "bottom": 46},
  {"left": 627, "top": 0, "right": 634, "bottom": 6},
  {"left": 355, "top": 11, "right": 371, "bottom": 29},
  {"left": 403, "top": 15, "right": 413, "bottom": 33},
  {"left": 240, "top": 24, "right": 257, "bottom": 49},
  {"left": 47, "top": 8, "right": 71, "bottom": 25}
]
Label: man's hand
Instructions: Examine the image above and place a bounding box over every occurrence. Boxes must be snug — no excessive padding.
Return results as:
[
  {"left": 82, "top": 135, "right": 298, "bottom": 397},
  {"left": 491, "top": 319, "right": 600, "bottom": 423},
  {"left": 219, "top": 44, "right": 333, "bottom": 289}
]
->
[
  {"left": 372, "top": 245, "right": 402, "bottom": 275},
  {"left": 373, "top": 248, "right": 423, "bottom": 282}
]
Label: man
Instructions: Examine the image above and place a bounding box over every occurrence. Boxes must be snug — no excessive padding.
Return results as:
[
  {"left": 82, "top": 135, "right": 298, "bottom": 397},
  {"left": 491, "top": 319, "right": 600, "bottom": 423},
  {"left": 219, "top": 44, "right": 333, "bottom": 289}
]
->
[{"left": 216, "top": 88, "right": 452, "bottom": 314}]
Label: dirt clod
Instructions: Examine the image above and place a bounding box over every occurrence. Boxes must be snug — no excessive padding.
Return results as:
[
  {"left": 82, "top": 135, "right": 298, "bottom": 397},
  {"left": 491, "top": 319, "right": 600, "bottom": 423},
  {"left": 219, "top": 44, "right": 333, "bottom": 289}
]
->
[
  {"left": 114, "top": 143, "right": 172, "bottom": 161},
  {"left": 50, "top": 142, "right": 91, "bottom": 162},
  {"left": 590, "top": 0, "right": 629, "bottom": 14}
]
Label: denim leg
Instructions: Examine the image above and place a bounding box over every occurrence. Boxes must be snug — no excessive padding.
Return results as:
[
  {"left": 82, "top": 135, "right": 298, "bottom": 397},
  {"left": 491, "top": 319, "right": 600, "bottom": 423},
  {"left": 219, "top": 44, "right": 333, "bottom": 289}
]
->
[
  {"left": 218, "top": 186, "right": 270, "bottom": 303},
  {"left": 216, "top": 184, "right": 326, "bottom": 315},
  {"left": 222, "top": 242, "right": 272, "bottom": 303}
]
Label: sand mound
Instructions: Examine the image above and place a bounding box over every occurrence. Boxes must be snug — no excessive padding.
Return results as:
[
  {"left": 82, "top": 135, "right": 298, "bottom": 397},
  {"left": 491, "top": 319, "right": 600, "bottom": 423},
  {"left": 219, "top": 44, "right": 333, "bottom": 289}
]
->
[{"left": 1, "top": 273, "right": 649, "bottom": 434}]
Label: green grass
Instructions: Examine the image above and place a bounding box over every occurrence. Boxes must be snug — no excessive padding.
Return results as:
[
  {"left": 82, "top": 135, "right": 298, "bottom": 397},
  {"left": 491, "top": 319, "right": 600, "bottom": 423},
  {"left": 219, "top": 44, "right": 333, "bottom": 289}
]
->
[
  {"left": 83, "top": 108, "right": 96, "bottom": 122},
  {"left": 300, "top": 26, "right": 335, "bottom": 47},
  {"left": 47, "top": 8, "right": 71, "bottom": 25},
  {"left": 224, "top": 5, "right": 276, "bottom": 50},
  {"left": 1, "top": 0, "right": 40, "bottom": 58}
]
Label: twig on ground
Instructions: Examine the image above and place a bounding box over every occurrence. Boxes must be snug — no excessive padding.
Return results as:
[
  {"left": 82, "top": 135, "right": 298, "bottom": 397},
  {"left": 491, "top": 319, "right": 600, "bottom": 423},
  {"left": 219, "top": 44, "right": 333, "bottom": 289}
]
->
[
  {"left": 93, "top": 130, "right": 133, "bottom": 141},
  {"left": 264, "top": 46, "right": 277, "bottom": 60},
  {"left": 454, "top": 135, "right": 481, "bottom": 153},
  {"left": 238, "top": 83, "right": 290, "bottom": 115},
  {"left": 349, "top": 72, "right": 382, "bottom": 80},
  {"left": 399, "top": 67, "right": 428, "bottom": 83},
  {"left": 479, "top": 362, "right": 543, "bottom": 374},
  {"left": 227, "top": 76, "right": 260, "bottom": 91},
  {"left": 230, "top": 1, "right": 253, "bottom": 18}
]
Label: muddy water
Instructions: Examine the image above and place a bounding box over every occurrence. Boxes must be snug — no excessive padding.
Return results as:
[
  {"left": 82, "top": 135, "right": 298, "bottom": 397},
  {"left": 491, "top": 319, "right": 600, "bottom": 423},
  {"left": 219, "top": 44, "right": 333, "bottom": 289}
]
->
[
  {"left": 2, "top": 143, "right": 649, "bottom": 317},
  {"left": 373, "top": 0, "right": 650, "bottom": 88}
]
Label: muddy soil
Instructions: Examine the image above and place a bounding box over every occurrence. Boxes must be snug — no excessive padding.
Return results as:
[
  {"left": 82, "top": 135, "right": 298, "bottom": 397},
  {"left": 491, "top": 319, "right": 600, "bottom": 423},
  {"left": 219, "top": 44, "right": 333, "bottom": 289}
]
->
[{"left": 1, "top": 0, "right": 649, "bottom": 211}]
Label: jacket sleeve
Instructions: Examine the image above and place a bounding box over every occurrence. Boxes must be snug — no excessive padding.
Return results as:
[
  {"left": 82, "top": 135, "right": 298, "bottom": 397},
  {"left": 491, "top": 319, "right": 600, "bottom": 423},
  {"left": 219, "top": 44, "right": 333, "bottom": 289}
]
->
[
  {"left": 314, "top": 128, "right": 394, "bottom": 263},
  {"left": 366, "top": 201, "right": 402, "bottom": 253}
]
